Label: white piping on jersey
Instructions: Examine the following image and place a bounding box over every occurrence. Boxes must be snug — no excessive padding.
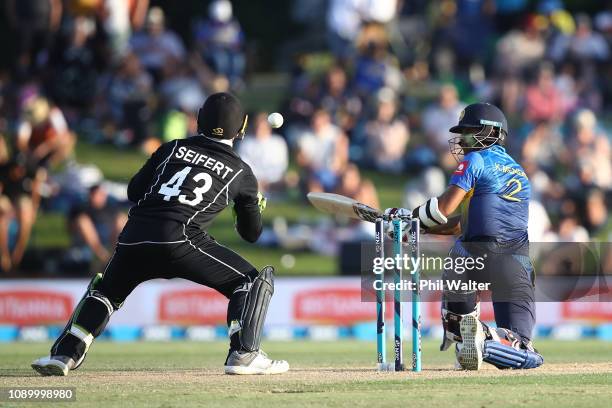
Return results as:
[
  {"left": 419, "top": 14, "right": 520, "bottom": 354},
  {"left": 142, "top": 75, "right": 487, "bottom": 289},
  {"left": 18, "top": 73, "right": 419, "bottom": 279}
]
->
[
  {"left": 128, "top": 140, "right": 179, "bottom": 219},
  {"left": 138, "top": 140, "right": 179, "bottom": 206},
  {"left": 181, "top": 168, "right": 245, "bottom": 276},
  {"left": 117, "top": 240, "right": 186, "bottom": 245},
  {"left": 101, "top": 249, "right": 116, "bottom": 279},
  {"left": 185, "top": 168, "right": 243, "bottom": 226},
  {"left": 184, "top": 237, "right": 244, "bottom": 276},
  {"left": 215, "top": 239, "right": 247, "bottom": 264}
]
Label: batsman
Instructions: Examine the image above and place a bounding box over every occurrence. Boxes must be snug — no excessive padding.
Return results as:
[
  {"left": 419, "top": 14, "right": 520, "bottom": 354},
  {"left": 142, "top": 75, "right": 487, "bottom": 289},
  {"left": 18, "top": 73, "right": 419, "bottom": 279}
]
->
[
  {"left": 387, "top": 103, "right": 543, "bottom": 370},
  {"left": 32, "top": 93, "right": 289, "bottom": 376}
]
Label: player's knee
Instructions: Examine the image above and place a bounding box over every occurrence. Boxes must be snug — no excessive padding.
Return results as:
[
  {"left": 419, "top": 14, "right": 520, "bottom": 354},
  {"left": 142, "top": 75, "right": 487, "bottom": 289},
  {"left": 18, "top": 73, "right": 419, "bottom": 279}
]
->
[
  {"left": 224, "top": 267, "right": 260, "bottom": 298},
  {"left": 89, "top": 273, "right": 123, "bottom": 311}
]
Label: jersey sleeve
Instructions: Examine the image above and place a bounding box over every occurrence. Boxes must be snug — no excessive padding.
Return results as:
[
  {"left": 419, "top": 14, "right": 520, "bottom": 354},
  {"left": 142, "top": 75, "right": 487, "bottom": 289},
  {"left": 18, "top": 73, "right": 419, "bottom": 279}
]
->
[
  {"left": 448, "top": 152, "right": 484, "bottom": 192},
  {"left": 233, "top": 164, "right": 262, "bottom": 243},
  {"left": 127, "top": 141, "right": 177, "bottom": 203}
]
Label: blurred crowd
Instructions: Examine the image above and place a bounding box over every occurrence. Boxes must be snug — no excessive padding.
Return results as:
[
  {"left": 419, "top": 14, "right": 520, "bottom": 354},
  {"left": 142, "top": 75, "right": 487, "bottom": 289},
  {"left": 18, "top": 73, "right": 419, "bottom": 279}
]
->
[
  {"left": 277, "top": 0, "right": 612, "bottom": 250},
  {"left": 0, "top": 0, "right": 246, "bottom": 273},
  {"left": 0, "top": 0, "right": 611, "bottom": 275}
]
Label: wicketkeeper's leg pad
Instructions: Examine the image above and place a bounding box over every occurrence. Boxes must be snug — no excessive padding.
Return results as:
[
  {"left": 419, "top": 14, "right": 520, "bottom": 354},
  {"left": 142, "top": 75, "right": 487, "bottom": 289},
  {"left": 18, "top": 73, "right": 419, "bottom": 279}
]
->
[
  {"left": 51, "top": 274, "right": 120, "bottom": 366},
  {"left": 228, "top": 266, "right": 274, "bottom": 352}
]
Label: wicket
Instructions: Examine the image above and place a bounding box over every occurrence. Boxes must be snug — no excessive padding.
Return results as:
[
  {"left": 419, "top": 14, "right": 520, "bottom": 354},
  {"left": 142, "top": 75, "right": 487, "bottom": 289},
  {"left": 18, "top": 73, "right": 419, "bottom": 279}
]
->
[{"left": 375, "top": 215, "right": 422, "bottom": 372}]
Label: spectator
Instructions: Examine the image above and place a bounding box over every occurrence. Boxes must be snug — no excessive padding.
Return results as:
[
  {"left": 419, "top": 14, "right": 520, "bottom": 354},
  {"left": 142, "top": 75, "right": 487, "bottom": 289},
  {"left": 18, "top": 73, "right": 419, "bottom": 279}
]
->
[
  {"left": 445, "top": 0, "right": 496, "bottom": 73},
  {"left": 402, "top": 166, "right": 446, "bottom": 211},
  {"left": 68, "top": 184, "right": 126, "bottom": 264},
  {"left": 159, "top": 64, "right": 206, "bottom": 114},
  {"left": 495, "top": 14, "right": 545, "bottom": 75},
  {"left": 48, "top": 16, "right": 99, "bottom": 114},
  {"left": 238, "top": 113, "right": 289, "bottom": 193},
  {"left": 361, "top": 90, "right": 409, "bottom": 173},
  {"left": 327, "top": 0, "right": 398, "bottom": 60},
  {"left": 5, "top": 0, "right": 63, "bottom": 79},
  {"left": 0, "top": 155, "right": 44, "bottom": 272},
  {"left": 327, "top": 0, "right": 364, "bottom": 59},
  {"left": 129, "top": 6, "right": 185, "bottom": 83},
  {"left": 317, "top": 65, "right": 362, "bottom": 133},
  {"left": 556, "top": 216, "right": 589, "bottom": 242},
  {"left": 494, "top": 75, "right": 525, "bottom": 125},
  {"left": 361, "top": 0, "right": 398, "bottom": 23},
  {"left": 521, "top": 122, "right": 566, "bottom": 171},
  {"left": 568, "top": 109, "right": 612, "bottom": 190},
  {"left": 352, "top": 34, "right": 402, "bottom": 96},
  {"left": 421, "top": 84, "right": 466, "bottom": 168},
  {"left": 523, "top": 63, "right": 566, "bottom": 123},
  {"left": 296, "top": 109, "right": 348, "bottom": 192},
  {"left": 16, "top": 95, "right": 75, "bottom": 168},
  {"left": 193, "top": 0, "right": 245, "bottom": 88},
  {"left": 583, "top": 189, "right": 608, "bottom": 235},
  {"left": 100, "top": 0, "right": 149, "bottom": 62},
  {"left": 538, "top": 0, "right": 576, "bottom": 36},
  {"left": 157, "top": 63, "right": 205, "bottom": 143},
  {"left": 528, "top": 200, "right": 553, "bottom": 242},
  {"left": 335, "top": 163, "right": 379, "bottom": 209},
  {"left": 106, "top": 53, "right": 153, "bottom": 145},
  {"left": 549, "top": 13, "right": 610, "bottom": 63},
  {"left": 0, "top": 135, "right": 8, "bottom": 164}
]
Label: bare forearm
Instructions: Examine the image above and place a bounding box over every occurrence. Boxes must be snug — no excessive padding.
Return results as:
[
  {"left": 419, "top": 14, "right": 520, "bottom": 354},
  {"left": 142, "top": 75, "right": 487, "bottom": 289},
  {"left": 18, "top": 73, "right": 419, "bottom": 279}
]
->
[{"left": 437, "top": 187, "right": 467, "bottom": 217}]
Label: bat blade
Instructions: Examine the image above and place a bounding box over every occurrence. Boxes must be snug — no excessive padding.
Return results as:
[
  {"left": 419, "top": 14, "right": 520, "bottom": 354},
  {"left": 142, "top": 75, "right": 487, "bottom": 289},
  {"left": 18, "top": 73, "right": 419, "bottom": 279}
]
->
[{"left": 307, "top": 192, "right": 383, "bottom": 223}]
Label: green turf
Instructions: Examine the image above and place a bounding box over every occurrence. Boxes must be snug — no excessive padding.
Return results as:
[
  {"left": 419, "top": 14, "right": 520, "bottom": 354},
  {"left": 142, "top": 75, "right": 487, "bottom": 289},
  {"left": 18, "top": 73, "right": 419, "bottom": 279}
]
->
[{"left": 1, "top": 340, "right": 611, "bottom": 407}]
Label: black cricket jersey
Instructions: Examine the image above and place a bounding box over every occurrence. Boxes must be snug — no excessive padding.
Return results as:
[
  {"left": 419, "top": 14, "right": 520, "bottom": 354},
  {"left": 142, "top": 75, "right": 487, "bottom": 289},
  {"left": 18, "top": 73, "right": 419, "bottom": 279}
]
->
[{"left": 120, "top": 136, "right": 262, "bottom": 244}]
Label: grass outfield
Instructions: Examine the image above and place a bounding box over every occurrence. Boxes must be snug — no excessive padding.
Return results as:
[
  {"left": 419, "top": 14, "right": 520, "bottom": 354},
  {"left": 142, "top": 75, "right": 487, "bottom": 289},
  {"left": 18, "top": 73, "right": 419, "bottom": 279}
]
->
[{"left": 1, "top": 340, "right": 612, "bottom": 407}]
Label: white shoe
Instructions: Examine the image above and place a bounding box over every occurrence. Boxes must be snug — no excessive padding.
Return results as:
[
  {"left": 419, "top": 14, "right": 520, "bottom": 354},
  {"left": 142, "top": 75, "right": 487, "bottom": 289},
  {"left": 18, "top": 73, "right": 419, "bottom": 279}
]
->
[
  {"left": 224, "top": 350, "right": 289, "bottom": 375},
  {"left": 31, "top": 356, "right": 75, "bottom": 376},
  {"left": 458, "top": 314, "right": 484, "bottom": 370}
]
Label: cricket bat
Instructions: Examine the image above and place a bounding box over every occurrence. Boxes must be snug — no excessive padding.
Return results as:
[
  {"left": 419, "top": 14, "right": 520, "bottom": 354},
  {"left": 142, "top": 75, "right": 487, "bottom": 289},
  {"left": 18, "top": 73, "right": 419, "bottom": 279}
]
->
[{"left": 307, "top": 192, "right": 383, "bottom": 223}]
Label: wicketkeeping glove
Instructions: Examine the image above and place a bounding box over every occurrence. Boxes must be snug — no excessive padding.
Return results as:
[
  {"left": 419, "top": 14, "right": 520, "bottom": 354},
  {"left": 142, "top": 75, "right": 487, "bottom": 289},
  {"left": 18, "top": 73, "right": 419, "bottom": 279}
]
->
[
  {"left": 257, "top": 192, "right": 267, "bottom": 213},
  {"left": 232, "top": 192, "right": 266, "bottom": 226}
]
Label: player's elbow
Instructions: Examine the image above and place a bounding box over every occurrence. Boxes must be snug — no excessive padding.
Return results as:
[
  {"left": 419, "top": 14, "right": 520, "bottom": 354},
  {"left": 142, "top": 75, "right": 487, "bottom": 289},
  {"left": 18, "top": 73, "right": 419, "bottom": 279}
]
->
[
  {"left": 127, "top": 177, "right": 146, "bottom": 203},
  {"left": 127, "top": 186, "right": 142, "bottom": 203},
  {"left": 239, "top": 225, "right": 262, "bottom": 243},
  {"left": 234, "top": 206, "right": 262, "bottom": 243}
]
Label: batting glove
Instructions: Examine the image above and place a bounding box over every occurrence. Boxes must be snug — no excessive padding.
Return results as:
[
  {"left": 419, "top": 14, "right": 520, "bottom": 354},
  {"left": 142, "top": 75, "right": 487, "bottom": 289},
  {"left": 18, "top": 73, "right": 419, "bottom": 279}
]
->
[{"left": 383, "top": 207, "right": 411, "bottom": 241}]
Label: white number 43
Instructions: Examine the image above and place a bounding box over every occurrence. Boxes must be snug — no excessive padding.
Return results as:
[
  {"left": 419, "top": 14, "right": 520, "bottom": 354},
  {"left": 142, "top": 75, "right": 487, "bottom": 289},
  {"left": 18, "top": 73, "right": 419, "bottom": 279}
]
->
[{"left": 158, "top": 166, "right": 213, "bottom": 206}]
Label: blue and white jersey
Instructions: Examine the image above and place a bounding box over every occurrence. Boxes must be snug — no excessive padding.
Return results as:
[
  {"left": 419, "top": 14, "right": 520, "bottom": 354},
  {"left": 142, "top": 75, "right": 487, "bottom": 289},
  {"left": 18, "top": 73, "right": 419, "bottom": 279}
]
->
[{"left": 448, "top": 145, "right": 530, "bottom": 243}]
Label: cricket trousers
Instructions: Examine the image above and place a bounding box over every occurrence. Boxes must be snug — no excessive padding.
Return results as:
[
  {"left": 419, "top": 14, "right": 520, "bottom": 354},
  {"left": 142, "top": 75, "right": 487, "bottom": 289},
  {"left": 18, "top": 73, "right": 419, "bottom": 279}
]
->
[
  {"left": 442, "top": 239, "right": 536, "bottom": 344},
  {"left": 51, "top": 232, "right": 259, "bottom": 364}
]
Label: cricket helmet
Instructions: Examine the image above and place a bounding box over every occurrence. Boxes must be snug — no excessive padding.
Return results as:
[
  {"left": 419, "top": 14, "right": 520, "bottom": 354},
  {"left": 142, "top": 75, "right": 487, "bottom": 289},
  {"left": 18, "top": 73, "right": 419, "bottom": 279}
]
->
[
  {"left": 448, "top": 102, "right": 508, "bottom": 161},
  {"left": 197, "top": 92, "right": 248, "bottom": 140}
]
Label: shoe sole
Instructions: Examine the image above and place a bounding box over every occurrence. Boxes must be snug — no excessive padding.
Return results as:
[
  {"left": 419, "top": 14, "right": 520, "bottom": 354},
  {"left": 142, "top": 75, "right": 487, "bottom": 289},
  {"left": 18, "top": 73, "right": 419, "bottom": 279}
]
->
[
  {"left": 458, "top": 315, "right": 484, "bottom": 371},
  {"left": 224, "top": 365, "right": 289, "bottom": 375},
  {"left": 31, "top": 362, "right": 68, "bottom": 376}
]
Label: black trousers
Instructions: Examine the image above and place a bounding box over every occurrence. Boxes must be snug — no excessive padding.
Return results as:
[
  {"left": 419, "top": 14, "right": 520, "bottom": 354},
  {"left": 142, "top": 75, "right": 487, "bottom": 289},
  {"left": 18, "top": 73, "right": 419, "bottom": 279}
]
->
[
  {"left": 102, "top": 235, "right": 258, "bottom": 305},
  {"left": 52, "top": 234, "right": 258, "bottom": 360}
]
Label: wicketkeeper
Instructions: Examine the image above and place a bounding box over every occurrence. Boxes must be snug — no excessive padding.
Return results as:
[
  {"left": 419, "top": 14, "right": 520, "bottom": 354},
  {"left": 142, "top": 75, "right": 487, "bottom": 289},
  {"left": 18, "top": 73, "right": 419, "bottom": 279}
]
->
[
  {"left": 32, "top": 93, "right": 289, "bottom": 376},
  {"left": 386, "top": 103, "right": 543, "bottom": 370}
]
